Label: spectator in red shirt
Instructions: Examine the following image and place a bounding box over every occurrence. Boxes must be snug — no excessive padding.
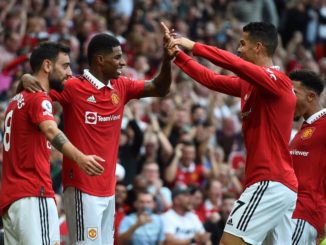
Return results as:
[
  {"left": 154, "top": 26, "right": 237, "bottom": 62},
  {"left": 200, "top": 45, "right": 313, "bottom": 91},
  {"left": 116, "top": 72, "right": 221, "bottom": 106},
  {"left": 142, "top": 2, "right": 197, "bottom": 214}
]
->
[{"left": 164, "top": 141, "right": 213, "bottom": 187}]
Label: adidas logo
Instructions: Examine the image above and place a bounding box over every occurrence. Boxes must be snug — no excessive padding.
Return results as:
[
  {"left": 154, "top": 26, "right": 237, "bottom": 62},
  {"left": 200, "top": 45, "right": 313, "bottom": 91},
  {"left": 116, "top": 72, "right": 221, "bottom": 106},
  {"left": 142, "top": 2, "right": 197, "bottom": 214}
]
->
[
  {"left": 227, "top": 218, "right": 233, "bottom": 226},
  {"left": 87, "top": 95, "right": 96, "bottom": 103}
]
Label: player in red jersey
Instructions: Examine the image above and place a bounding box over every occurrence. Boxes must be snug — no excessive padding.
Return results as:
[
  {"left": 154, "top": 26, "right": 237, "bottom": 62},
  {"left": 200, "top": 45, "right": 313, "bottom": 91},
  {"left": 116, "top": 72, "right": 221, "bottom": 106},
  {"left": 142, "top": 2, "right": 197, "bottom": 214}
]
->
[
  {"left": 22, "top": 33, "right": 173, "bottom": 244},
  {"left": 287, "top": 70, "right": 326, "bottom": 244},
  {"left": 0, "top": 42, "right": 104, "bottom": 244},
  {"left": 162, "top": 22, "right": 298, "bottom": 245}
]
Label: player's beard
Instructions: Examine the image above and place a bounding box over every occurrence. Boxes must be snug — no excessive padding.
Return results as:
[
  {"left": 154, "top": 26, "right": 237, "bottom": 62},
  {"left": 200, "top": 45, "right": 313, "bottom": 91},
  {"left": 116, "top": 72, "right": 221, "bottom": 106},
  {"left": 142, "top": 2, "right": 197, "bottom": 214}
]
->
[{"left": 49, "top": 72, "right": 64, "bottom": 92}]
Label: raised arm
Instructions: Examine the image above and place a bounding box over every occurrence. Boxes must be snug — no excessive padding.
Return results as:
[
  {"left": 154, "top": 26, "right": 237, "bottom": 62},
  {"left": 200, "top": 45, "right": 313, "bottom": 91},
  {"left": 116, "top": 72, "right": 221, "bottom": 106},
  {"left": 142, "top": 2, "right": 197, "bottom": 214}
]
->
[
  {"left": 39, "top": 120, "right": 104, "bottom": 176},
  {"left": 141, "top": 54, "right": 172, "bottom": 98},
  {"left": 174, "top": 51, "right": 242, "bottom": 97},
  {"left": 141, "top": 24, "right": 174, "bottom": 98},
  {"left": 160, "top": 22, "right": 241, "bottom": 97},
  {"left": 164, "top": 19, "right": 290, "bottom": 97},
  {"left": 191, "top": 42, "right": 287, "bottom": 96}
]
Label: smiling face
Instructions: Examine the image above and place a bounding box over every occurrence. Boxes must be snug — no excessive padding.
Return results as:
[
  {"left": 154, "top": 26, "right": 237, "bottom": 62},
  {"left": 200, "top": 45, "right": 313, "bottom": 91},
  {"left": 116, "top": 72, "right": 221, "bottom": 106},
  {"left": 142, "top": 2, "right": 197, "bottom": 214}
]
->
[{"left": 102, "top": 46, "right": 126, "bottom": 80}]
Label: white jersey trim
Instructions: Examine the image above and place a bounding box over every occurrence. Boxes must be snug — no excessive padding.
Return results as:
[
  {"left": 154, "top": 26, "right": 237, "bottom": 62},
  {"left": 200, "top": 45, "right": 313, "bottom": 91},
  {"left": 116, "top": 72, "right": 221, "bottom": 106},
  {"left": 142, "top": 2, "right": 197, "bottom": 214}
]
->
[
  {"left": 83, "top": 69, "right": 113, "bottom": 90},
  {"left": 305, "top": 108, "right": 326, "bottom": 124}
]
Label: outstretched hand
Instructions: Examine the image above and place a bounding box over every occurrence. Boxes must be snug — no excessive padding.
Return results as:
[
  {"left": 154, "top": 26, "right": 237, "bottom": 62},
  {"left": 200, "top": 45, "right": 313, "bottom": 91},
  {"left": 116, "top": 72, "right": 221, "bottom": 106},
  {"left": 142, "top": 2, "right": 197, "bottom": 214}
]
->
[
  {"left": 160, "top": 22, "right": 180, "bottom": 59},
  {"left": 160, "top": 22, "right": 196, "bottom": 52}
]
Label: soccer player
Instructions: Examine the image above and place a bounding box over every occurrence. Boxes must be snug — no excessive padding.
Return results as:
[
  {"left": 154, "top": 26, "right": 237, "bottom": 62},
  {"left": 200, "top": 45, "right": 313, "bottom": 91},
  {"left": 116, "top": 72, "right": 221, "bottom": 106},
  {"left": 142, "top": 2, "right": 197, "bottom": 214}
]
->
[
  {"left": 288, "top": 70, "right": 326, "bottom": 244},
  {"left": 22, "top": 33, "right": 173, "bottom": 244},
  {"left": 0, "top": 42, "right": 104, "bottom": 244},
  {"left": 162, "top": 22, "right": 298, "bottom": 244}
]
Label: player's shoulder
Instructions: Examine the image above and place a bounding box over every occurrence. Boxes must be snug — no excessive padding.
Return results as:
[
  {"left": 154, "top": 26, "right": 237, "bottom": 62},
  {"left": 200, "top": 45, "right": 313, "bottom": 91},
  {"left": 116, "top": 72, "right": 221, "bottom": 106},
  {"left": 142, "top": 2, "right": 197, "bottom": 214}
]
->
[
  {"left": 64, "top": 75, "right": 85, "bottom": 87},
  {"left": 268, "top": 67, "right": 290, "bottom": 82},
  {"left": 17, "top": 90, "right": 51, "bottom": 102},
  {"left": 111, "top": 76, "right": 140, "bottom": 85}
]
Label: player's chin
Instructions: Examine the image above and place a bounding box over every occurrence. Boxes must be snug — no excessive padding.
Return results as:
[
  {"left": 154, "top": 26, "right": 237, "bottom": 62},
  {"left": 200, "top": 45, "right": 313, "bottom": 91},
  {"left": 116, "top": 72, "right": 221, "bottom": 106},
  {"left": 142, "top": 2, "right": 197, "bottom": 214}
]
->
[{"left": 114, "top": 70, "right": 122, "bottom": 78}]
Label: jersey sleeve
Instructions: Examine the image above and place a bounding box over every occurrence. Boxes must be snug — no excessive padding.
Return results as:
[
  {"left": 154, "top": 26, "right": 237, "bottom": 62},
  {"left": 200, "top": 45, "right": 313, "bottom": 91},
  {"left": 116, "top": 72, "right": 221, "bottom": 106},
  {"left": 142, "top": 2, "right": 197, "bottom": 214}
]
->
[
  {"left": 124, "top": 78, "right": 145, "bottom": 102},
  {"left": 174, "top": 51, "right": 242, "bottom": 97},
  {"left": 28, "top": 93, "right": 56, "bottom": 125},
  {"left": 192, "top": 42, "right": 291, "bottom": 96}
]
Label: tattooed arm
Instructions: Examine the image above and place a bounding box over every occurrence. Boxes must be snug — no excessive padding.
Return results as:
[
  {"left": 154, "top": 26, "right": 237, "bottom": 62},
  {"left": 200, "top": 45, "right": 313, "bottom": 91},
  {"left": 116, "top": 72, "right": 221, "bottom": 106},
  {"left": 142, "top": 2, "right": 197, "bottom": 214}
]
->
[{"left": 39, "top": 120, "right": 104, "bottom": 175}]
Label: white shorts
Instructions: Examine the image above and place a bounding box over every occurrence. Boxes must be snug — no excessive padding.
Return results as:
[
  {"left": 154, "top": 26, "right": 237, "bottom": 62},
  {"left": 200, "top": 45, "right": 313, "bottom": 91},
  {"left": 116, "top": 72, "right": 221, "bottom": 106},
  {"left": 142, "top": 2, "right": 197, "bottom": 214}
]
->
[
  {"left": 2, "top": 197, "right": 60, "bottom": 245},
  {"left": 289, "top": 219, "right": 317, "bottom": 245},
  {"left": 224, "top": 181, "right": 297, "bottom": 245},
  {"left": 63, "top": 187, "right": 115, "bottom": 245}
]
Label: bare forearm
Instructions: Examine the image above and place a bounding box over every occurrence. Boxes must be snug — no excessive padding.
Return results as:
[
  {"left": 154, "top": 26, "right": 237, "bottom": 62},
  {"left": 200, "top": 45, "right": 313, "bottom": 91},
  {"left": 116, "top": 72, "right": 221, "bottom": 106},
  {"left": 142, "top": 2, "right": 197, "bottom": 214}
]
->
[
  {"left": 157, "top": 131, "right": 173, "bottom": 159},
  {"left": 143, "top": 57, "right": 172, "bottom": 97},
  {"left": 40, "top": 121, "right": 84, "bottom": 162},
  {"left": 164, "top": 156, "right": 178, "bottom": 183},
  {"left": 152, "top": 57, "right": 172, "bottom": 96},
  {"left": 118, "top": 224, "right": 139, "bottom": 245},
  {"left": 165, "top": 236, "right": 192, "bottom": 245}
]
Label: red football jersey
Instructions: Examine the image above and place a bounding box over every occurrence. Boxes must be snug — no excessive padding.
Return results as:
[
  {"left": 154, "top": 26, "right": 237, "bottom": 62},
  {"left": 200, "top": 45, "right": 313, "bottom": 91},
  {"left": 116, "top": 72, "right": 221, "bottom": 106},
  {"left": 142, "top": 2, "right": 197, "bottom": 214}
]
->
[
  {"left": 50, "top": 71, "right": 144, "bottom": 196},
  {"left": 174, "top": 43, "right": 298, "bottom": 191},
  {"left": 174, "top": 163, "right": 204, "bottom": 187},
  {"left": 0, "top": 91, "right": 55, "bottom": 214},
  {"left": 290, "top": 109, "right": 326, "bottom": 232}
]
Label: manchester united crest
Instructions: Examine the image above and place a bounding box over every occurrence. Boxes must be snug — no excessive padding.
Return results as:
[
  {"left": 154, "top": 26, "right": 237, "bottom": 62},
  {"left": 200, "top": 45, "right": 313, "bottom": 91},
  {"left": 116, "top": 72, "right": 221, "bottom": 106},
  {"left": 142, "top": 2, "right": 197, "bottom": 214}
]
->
[
  {"left": 301, "top": 127, "right": 315, "bottom": 140},
  {"left": 111, "top": 93, "right": 120, "bottom": 105},
  {"left": 87, "top": 227, "right": 98, "bottom": 240}
]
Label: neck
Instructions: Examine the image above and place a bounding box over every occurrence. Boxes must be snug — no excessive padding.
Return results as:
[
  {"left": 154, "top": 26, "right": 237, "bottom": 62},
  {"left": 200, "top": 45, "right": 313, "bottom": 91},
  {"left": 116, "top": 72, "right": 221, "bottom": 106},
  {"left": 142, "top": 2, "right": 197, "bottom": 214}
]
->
[
  {"left": 173, "top": 206, "right": 186, "bottom": 216},
  {"left": 254, "top": 56, "right": 274, "bottom": 67},
  {"left": 303, "top": 102, "right": 322, "bottom": 120},
  {"left": 88, "top": 68, "right": 109, "bottom": 85},
  {"left": 34, "top": 73, "right": 49, "bottom": 92}
]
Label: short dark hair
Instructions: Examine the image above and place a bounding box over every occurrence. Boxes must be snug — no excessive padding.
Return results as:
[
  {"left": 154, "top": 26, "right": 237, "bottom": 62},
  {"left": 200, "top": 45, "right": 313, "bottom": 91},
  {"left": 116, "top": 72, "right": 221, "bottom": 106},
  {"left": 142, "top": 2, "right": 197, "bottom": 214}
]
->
[
  {"left": 243, "top": 22, "right": 278, "bottom": 56},
  {"left": 30, "top": 42, "right": 70, "bottom": 72},
  {"left": 289, "top": 70, "right": 325, "bottom": 96},
  {"left": 87, "top": 33, "right": 120, "bottom": 65}
]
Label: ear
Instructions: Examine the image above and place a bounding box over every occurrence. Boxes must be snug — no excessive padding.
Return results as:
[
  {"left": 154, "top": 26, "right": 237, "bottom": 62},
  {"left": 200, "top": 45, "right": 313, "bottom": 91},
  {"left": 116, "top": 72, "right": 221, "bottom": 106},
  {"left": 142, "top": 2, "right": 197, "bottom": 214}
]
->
[
  {"left": 96, "top": 55, "right": 104, "bottom": 65},
  {"left": 307, "top": 91, "right": 316, "bottom": 102},
  {"left": 255, "top": 42, "right": 263, "bottom": 53},
  {"left": 43, "top": 59, "right": 52, "bottom": 73}
]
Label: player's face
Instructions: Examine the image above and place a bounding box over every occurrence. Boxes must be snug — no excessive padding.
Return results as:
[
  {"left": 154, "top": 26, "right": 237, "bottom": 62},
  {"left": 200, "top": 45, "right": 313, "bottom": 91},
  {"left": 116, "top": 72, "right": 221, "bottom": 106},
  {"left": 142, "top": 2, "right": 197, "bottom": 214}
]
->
[
  {"left": 293, "top": 81, "right": 309, "bottom": 120},
  {"left": 237, "top": 32, "right": 256, "bottom": 63},
  {"left": 49, "top": 52, "right": 72, "bottom": 92},
  {"left": 102, "top": 46, "right": 126, "bottom": 80}
]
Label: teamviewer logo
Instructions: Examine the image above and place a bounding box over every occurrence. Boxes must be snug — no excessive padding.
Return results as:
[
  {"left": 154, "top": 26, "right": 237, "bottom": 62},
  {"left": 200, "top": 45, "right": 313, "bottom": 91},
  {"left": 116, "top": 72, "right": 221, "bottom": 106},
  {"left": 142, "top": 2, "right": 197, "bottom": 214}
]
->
[{"left": 85, "top": 111, "right": 98, "bottom": 124}]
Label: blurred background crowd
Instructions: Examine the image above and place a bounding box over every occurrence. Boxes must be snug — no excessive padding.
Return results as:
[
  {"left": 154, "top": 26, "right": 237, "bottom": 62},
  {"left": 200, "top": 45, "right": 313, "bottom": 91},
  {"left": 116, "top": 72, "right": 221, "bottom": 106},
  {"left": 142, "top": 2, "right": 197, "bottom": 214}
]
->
[{"left": 0, "top": 0, "right": 326, "bottom": 244}]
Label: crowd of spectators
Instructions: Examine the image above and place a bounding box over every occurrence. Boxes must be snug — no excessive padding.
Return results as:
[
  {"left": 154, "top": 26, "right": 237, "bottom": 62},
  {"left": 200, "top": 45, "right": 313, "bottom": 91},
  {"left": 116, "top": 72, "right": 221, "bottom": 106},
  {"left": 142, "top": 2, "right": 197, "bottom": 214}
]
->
[{"left": 0, "top": 0, "right": 326, "bottom": 244}]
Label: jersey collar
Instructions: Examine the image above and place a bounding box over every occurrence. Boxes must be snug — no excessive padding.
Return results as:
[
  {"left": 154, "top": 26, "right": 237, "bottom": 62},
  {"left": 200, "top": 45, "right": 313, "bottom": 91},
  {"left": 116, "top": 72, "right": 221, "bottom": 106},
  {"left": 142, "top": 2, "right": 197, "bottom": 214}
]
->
[
  {"left": 306, "top": 108, "right": 326, "bottom": 124},
  {"left": 83, "top": 69, "right": 113, "bottom": 90},
  {"left": 270, "top": 65, "right": 280, "bottom": 70},
  {"left": 179, "top": 162, "right": 196, "bottom": 173}
]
